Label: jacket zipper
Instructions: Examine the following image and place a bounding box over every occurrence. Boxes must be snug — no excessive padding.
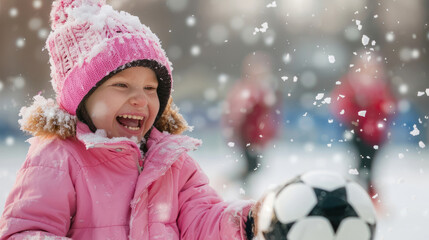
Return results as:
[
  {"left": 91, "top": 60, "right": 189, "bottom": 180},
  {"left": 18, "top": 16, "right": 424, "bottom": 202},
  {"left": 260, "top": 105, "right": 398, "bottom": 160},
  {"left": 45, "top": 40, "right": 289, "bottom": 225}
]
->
[
  {"left": 137, "top": 158, "right": 144, "bottom": 174},
  {"left": 137, "top": 146, "right": 145, "bottom": 174}
]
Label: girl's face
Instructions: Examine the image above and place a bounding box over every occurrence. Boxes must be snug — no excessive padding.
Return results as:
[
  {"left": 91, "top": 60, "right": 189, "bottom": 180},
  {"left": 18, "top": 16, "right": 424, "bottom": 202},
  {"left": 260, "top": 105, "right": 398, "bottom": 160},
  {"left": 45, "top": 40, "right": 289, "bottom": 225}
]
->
[{"left": 85, "top": 67, "right": 160, "bottom": 142}]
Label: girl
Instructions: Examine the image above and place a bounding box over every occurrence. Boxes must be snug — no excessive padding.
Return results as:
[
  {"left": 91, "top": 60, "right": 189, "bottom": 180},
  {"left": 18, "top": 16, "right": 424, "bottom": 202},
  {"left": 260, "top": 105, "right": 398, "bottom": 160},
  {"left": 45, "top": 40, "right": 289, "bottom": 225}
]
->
[{"left": 0, "top": 0, "right": 260, "bottom": 239}]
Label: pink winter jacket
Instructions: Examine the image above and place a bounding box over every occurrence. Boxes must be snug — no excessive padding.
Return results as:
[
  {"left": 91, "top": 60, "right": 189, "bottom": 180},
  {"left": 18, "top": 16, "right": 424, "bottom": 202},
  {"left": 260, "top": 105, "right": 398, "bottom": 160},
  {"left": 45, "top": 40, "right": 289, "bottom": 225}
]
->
[{"left": 0, "top": 122, "right": 254, "bottom": 239}]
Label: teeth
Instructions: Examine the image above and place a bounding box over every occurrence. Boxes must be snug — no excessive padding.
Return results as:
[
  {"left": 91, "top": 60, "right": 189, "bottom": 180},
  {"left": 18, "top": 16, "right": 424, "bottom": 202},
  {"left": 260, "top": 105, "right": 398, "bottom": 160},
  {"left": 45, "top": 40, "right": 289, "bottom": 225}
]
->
[
  {"left": 117, "top": 114, "right": 143, "bottom": 130},
  {"left": 118, "top": 114, "right": 144, "bottom": 120},
  {"left": 124, "top": 125, "right": 141, "bottom": 131}
]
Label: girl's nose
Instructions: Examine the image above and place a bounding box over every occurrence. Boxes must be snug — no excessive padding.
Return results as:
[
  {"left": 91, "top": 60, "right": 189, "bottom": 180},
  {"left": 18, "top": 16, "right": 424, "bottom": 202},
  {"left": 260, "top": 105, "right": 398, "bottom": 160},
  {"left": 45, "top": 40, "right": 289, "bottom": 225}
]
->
[{"left": 129, "top": 92, "right": 148, "bottom": 107}]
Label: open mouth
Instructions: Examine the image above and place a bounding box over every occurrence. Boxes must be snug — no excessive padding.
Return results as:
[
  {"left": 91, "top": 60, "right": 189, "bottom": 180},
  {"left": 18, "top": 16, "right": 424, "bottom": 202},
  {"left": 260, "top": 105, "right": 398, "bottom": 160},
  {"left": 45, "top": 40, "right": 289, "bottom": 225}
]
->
[{"left": 116, "top": 114, "right": 144, "bottom": 131}]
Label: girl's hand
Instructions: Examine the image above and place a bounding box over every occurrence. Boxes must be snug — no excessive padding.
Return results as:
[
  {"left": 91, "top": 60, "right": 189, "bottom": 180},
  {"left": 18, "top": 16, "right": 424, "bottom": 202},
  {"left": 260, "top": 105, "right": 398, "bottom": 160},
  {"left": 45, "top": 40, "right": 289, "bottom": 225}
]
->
[{"left": 246, "top": 196, "right": 264, "bottom": 239}]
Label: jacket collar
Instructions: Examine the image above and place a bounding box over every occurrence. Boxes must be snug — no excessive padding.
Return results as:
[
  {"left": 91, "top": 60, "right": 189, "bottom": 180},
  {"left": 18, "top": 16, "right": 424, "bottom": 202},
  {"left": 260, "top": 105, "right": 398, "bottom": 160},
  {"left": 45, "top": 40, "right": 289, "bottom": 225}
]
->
[
  {"left": 75, "top": 121, "right": 202, "bottom": 165},
  {"left": 75, "top": 121, "right": 141, "bottom": 154}
]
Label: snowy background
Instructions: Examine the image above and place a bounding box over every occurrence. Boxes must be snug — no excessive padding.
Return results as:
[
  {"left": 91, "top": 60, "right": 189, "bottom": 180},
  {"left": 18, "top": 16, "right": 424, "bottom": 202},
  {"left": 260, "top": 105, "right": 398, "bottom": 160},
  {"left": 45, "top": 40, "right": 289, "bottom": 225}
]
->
[{"left": 1, "top": 0, "right": 429, "bottom": 239}]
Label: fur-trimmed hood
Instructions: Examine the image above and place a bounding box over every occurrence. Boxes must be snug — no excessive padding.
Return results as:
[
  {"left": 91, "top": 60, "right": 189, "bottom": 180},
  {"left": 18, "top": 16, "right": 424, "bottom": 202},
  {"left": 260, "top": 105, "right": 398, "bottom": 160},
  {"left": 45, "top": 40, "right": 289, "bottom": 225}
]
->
[{"left": 19, "top": 95, "right": 189, "bottom": 139}]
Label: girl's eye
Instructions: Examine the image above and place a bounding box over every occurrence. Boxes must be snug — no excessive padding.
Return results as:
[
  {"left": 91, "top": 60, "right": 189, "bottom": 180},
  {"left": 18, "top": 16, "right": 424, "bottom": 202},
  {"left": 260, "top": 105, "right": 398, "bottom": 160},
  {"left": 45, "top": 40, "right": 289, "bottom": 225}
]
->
[
  {"left": 113, "top": 83, "right": 127, "bottom": 88},
  {"left": 145, "top": 86, "right": 158, "bottom": 91}
]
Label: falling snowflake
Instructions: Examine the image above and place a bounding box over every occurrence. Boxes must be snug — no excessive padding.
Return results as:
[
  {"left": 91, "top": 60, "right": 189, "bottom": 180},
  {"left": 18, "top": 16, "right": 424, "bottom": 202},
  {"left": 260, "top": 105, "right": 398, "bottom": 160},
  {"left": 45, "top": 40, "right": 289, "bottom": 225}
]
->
[
  {"left": 186, "top": 15, "right": 196, "bottom": 27},
  {"left": 5, "top": 136, "right": 15, "bottom": 146},
  {"left": 315, "top": 93, "right": 324, "bottom": 100},
  {"left": 190, "top": 45, "right": 201, "bottom": 56},
  {"left": 16, "top": 38, "right": 26, "bottom": 48},
  {"left": 411, "top": 49, "right": 420, "bottom": 59},
  {"left": 410, "top": 124, "right": 420, "bottom": 136},
  {"left": 218, "top": 74, "right": 229, "bottom": 85},
  {"left": 9, "top": 8, "right": 18, "bottom": 18},
  {"left": 253, "top": 22, "right": 269, "bottom": 35},
  {"left": 358, "top": 110, "right": 367, "bottom": 117},
  {"left": 38, "top": 28, "right": 49, "bottom": 39},
  {"left": 386, "top": 32, "right": 395, "bottom": 42},
  {"left": 266, "top": 1, "right": 277, "bottom": 8},
  {"left": 355, "top": 20, "right": 362, "bottom": 31},
  {"left": 361, "top": 35, "right": 370, "bottom": 46},
  {"left": 283, "top": 53, "right": 291, "bottom": 64},
  {"left": 323, "top": 97, "right": 331, "bottom": 104},
  {"left": 328, "top": 55, "right": 336, "bottom": 63},
  {"left": 33, "top": 0, "right": 42, "bottom": 9},
  {"left": 348, "top": 168, "right": 359, "bottom": 175},
  {"left": 293, "top": 76, "right": 298, "bottom": 82},
  {"left": 399, "top": 84, "right": 408, "bottom": 94}
]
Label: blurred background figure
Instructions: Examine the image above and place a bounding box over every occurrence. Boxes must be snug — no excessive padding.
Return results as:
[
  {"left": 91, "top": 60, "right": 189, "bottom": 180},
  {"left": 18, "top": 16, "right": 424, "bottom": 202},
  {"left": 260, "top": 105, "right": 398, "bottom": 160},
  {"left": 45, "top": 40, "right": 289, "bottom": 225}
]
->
[
  {"left": 330, "top": 50, "right": 397, "bottom": 202},
  {"left": 222, "top": 51, "right": 282, "bottom": 182}
]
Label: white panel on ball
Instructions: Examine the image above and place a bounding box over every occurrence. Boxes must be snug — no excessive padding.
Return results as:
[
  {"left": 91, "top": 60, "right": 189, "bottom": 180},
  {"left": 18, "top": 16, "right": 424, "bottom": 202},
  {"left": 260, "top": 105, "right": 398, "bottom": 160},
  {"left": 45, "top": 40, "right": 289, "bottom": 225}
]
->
[
  {"left": 274, "top": 183, "right": 317, "bottom": 224},
  {"left": 346, "top": 182, "right": 377, "bottom": 225},
  {"left": 288, "top": 217, "right": 334, "bottom": 240},
  {"left": 301, "top": 171, "right": 347, "bottom": 191},
  {"left": 335, "top": 218, "right": 371, "bottom": 240}
]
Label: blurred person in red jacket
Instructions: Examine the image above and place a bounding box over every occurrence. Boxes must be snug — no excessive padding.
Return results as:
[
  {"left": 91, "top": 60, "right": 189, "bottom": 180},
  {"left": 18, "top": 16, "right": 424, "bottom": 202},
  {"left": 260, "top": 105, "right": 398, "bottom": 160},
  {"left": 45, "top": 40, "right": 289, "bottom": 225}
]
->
[
  {"left": 222, "top": 51, "right": 282, "bottom": 182},
  {"left": 331, "top": 50, "right": 397, "bottom": 199}
]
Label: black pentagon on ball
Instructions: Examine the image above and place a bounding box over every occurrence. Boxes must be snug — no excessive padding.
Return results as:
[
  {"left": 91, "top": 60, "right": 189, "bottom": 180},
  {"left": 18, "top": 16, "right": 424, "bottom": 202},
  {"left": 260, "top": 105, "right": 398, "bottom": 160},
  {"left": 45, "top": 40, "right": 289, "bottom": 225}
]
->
[{"left": 308, "top": 187, "right": 358, "bottom": 232}]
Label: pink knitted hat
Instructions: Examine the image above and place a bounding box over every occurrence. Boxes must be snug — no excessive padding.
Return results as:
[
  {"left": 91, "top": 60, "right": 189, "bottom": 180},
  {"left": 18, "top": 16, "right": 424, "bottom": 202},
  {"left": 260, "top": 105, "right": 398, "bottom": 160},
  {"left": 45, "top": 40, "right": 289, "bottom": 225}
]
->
[{"left": 47, "top": 0, "right": 173, "bottom": 115}]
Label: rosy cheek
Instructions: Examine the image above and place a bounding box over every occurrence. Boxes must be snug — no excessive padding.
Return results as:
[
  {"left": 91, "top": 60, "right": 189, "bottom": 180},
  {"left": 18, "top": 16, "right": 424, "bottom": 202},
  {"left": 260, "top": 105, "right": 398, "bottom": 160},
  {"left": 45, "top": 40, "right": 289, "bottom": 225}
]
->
[{"left": 89, "top": 101, "right": 110, "bottom": 121}]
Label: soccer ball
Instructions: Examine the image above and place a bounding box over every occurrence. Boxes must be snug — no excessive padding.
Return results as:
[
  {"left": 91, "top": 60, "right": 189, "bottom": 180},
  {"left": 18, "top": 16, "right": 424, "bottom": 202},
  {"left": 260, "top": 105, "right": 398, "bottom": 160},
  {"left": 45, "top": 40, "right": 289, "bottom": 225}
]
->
[{"left": 256, "top": 171, "right": 376, "bottom": 240}]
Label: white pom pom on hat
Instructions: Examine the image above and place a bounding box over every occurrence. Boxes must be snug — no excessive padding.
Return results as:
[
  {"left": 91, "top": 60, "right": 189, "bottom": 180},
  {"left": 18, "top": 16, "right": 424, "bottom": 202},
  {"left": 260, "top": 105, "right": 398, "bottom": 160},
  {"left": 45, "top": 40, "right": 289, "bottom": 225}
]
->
[{"left": 50, "top": 0, "right": 106, "bottom": 29}]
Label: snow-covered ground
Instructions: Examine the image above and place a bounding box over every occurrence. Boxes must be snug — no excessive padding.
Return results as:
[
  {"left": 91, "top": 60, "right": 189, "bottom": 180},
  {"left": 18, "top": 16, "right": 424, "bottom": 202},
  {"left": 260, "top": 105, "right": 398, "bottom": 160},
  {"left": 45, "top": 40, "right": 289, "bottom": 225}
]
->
[{"left": 1, "top": 133, "right": 428, "bottom": 239}]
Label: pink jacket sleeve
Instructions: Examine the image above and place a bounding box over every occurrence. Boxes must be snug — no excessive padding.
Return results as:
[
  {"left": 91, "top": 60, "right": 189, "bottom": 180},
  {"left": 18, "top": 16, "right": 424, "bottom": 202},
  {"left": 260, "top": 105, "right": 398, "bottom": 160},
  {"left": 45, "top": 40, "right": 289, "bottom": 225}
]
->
[
  {"left": 0, "top": 140, "right": 77, "bottom": 239},
  {"left": 177, "top": 154, "right": 255, "bottom": 240}
]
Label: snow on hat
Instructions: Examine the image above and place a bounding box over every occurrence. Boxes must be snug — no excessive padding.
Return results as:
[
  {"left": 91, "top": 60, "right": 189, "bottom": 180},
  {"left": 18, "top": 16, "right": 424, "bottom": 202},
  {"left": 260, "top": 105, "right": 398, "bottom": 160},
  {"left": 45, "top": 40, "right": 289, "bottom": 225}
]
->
[{"left": 47, "top": 0, "right": 173, "bottom": 116}]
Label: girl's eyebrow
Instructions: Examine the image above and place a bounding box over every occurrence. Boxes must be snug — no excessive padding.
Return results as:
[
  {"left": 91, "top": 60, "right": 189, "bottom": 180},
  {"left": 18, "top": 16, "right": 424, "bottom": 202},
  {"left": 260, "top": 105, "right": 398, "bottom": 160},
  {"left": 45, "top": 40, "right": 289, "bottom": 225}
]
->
[
  {"left": 147, "top": 77, "right": 159, "bottom": 85},
  {"left": 108, "top": 75, "right": 127, "bottom": 81}
]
